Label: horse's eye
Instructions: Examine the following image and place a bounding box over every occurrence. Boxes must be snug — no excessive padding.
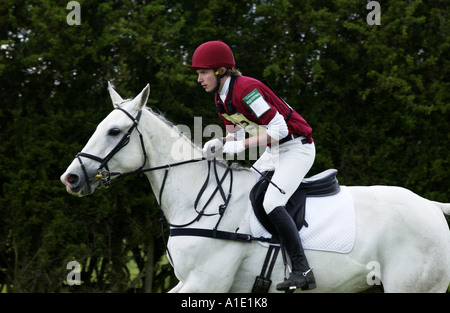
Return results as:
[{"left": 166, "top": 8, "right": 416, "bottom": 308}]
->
[{"left": 108, "top": 128, "right": 121, "bottom": 136}]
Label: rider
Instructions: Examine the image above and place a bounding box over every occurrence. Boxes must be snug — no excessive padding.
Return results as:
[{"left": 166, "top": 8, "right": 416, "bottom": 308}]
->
[{"left": 187, "top": 40, "right": 316, "bottom": 292}]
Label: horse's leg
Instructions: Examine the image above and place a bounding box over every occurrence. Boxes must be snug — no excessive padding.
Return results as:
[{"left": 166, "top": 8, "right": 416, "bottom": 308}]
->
[
  {"left": 169, "top": 238, "right": 244, "bottom": 293},
  {"left": 177, "top": 255, "right": 242, "bottom": 293},
  {"left": 176, "top": 269, "right": 238, "bottom": 293},
  {"left": 168, "top": 281, "right": 183, "bottom": 293},
  {"left": 369, "top": 190, "right": 450, "bottom": 293},
  {"left": 381, "top": 249, "right": 450, "bottom": 293},
  {"left": 379, "top": 227, "right": 450, "bottom": 293}
]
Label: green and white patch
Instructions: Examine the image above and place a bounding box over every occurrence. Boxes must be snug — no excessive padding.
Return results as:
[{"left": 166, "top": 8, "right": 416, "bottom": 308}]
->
[{"left": 243, "top": 89, "right": 271, "bottom": 117}]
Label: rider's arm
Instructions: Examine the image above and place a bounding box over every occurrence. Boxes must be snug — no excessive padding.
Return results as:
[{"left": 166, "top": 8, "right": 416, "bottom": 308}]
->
[
  {"left": 244, "top": 112, "right": 288, "bottom": 148},
  {"left": 224, "top": 126, "right": 245, "bottom": 142}
]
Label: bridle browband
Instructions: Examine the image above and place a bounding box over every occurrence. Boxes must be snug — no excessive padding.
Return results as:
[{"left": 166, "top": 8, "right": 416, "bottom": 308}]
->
[{"left": 75, "top": 107, "right": 205, "bottom": 193}]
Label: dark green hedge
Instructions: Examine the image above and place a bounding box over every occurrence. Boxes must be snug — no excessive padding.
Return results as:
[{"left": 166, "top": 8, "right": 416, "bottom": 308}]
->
[{"left": 0, "top": 0, "right": 448, "bottom": 292}]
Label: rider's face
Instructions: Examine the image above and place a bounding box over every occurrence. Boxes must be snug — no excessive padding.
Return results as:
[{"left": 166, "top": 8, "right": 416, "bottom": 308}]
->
[{"left": 196, "top": 69, "right": 217, "bottom": 93}]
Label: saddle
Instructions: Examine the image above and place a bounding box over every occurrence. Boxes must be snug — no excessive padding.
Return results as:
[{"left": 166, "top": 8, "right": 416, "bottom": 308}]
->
[{"left": 249, "top": 169, "right": 340, "bottom": 236}]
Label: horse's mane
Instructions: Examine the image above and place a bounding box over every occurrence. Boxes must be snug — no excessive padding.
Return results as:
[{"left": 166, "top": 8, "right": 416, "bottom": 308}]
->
[{"left": 144, "top": 105, "right": 202, "bottom": 150}]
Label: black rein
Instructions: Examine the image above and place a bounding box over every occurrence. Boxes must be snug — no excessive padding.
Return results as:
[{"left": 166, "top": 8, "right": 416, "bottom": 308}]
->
[{"left": 74, "top": 107, "right": 268, "bottom": 253}]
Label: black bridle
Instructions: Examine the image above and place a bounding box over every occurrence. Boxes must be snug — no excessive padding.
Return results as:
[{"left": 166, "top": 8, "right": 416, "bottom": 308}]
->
[
  {"left": 75, "top": 108, "right": 146, "bottom": 193},
  {"left": 75, "top": 107, "right": 207, "bottom": 194},
  {"left": 74, "top": 106, "right": 234, "bottom": 231},
  {"left": 73, "top": 106, "right": 270, "bottom": 270}
]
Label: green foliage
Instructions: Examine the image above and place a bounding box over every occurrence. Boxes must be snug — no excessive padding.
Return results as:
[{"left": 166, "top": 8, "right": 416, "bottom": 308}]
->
[{"left": 0, "top": 0, "right": 448, "bottom": 292}]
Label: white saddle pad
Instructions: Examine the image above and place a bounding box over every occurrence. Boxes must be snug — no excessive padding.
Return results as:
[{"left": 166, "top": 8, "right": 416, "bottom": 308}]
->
[{"left": 250, "top": 186, "right": 356, "bottom": 253}]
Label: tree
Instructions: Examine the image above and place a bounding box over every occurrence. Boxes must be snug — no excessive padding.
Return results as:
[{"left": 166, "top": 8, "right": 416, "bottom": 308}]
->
[{"left": 0, "top": 0, "right": 448, "bottom": 292}]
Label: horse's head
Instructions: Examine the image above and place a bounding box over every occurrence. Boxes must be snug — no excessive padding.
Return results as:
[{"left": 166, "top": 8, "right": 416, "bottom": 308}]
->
[{"left": 61, "top": 82, "right": 150, "bottom": 196}]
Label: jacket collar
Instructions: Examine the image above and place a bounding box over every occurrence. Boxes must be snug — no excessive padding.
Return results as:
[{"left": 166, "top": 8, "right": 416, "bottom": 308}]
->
[{"left": 218, "top": 76, "right": 231, "bottom": 103}]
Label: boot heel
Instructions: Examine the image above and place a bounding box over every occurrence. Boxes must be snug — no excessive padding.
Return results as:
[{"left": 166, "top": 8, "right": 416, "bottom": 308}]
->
[{"left": 300, "top": 270, "right": 316, "bottom": 290}]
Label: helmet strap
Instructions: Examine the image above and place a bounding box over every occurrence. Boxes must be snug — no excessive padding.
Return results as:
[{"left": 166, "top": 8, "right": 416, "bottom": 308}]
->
[{"left": 213, "top": 68, "right": 229, "bottom": 93}]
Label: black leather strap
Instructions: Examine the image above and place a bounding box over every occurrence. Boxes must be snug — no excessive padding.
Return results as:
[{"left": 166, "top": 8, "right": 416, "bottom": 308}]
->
[
  {"left": 279, "top": 134, "right": 309, "bottom": 145},
  {"left": 170, "top": 228, "right": 273, "bottom": 243}
]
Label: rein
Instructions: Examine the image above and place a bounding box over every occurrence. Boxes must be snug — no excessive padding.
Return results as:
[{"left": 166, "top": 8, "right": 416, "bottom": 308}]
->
[
  {"left": 158, "top": 158, "right": 233, "bottom": 228},
  {"left": 75, "top": 107, "right": 235, "bottom": 229},
  {"left": 75, "top": 107, "right": 206, "bottom": 190},
  {"left": 76, "top": 107, "right": 270, "bottom": 266}
]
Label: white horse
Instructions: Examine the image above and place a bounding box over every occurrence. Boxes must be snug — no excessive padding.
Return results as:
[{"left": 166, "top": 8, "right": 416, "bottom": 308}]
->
[{"left": 61, "top": 83, "right": 450, "bottom": 293}]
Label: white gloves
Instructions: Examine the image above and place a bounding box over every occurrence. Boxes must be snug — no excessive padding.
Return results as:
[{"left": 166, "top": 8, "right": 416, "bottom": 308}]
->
[
  {"left": 223, "top": 140, "right": 246, "bottom": 155},
  {"left": 202, "top": 138, "right": 223, "bottom": 159},
  {"left": 202, "top": 138, "right": 246, "bottom": 159}
]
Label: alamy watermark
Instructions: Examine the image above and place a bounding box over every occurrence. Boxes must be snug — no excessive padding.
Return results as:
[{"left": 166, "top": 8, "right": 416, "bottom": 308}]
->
[
  {"left": 66, "top": 1, "right": 81, "bottom": 26},
  {"left": 66, "top": 1, "right": 380, "bottom": 27},
  {"left": 65, "top": 259, "right": 382, "bottom": 287},
  {"left": 66, "top": 261, "right": 81, "bottom": 285},
  {"left": 366, "top": 1, "right": 381, "bottom": 25},
  {"left": 170, "top": 117, "right": 269, "bottom": 162},
  {"left": 366, "top": 261, "right": 382, "bottom": 285}
]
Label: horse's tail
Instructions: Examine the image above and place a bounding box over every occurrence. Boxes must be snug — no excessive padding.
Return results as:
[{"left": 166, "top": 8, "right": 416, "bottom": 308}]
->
[{"left": 431, "top": 201, "right": 450, "bottom": 216}]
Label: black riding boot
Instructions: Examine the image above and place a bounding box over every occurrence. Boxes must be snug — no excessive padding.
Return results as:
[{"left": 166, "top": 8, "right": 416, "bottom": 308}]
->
[{"left": 268, "top": 206, "right": 316, "bottom": 292}]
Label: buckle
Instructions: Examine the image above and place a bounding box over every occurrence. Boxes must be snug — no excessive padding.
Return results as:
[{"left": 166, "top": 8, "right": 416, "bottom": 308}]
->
[{"left": 96, "top": 168, "right": 111, "bottom": 188}]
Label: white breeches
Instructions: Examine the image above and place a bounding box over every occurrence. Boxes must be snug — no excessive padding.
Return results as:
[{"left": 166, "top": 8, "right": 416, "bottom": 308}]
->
[{"left": 252, "top": 137, "right": 316, "bottom": 214}]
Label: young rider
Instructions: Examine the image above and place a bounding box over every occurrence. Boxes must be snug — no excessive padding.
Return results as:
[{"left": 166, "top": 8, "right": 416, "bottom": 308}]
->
[{"left": 187, "top": 40, "right": 316, "bottom": 292}]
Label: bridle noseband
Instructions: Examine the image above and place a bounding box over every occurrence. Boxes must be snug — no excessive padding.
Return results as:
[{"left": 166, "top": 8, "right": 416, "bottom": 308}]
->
[
  {"left": 74, "top": 107, "right": 207, "bottom": 194},
  {"left": 75, "top": 107, "right": 147, "bottom": 193}
]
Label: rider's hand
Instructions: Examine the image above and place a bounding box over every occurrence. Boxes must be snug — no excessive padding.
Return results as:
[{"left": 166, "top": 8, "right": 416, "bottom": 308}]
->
[
  {"left": 223, "top": 140, "right": 246, "bottom": 155},
  {"left": 202, "top": 138, "right": 223, "bottom": 159}
]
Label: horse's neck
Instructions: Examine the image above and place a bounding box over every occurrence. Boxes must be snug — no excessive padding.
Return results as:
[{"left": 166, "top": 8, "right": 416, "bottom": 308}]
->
[
  {"left": 140, "top": 110, "right": 255, "bottom": 229},
  {"left": 142, "top": 110, "right": 203, "bottom": 166},
  {"left": 140, "top": 111, "right": 209, "bottom": 220}
]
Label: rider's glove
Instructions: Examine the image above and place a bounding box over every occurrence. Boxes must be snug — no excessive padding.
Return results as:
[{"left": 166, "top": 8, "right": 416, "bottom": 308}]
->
[
  {"left": 202, "top": 138, "right": 223, "bottom": 159},
  {"left": 222, "top": 140, "right": 246, "bottom": 155}
]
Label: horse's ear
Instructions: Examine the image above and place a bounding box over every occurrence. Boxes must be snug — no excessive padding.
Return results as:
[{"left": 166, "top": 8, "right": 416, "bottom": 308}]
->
[
  {"left": 108, "top": 81, "right": 124, "bottom": 108},
  {"left": 133, "top": 83, "right": 150, "bottom": 110}
]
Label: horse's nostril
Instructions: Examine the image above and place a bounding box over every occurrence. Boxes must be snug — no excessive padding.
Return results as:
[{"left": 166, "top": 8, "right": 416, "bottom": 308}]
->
[{"left": 67, "top": 174, "right": 79, "bottom": 185}]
